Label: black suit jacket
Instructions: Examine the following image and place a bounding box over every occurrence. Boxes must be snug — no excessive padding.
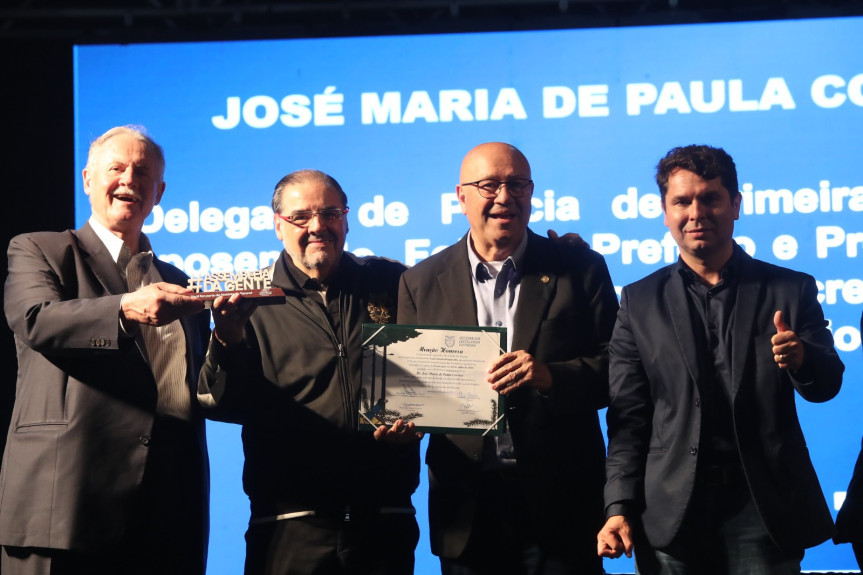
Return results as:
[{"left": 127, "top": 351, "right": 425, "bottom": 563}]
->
[
  {"left": 398, "top": 230, "right": 619, "bottom": 560},
  {"left": 834, "top": 310, "right": 863, "bottom": 547},
  {"left": 0, "top": 223, "right": 210, "bottom": 556},
  {"left": 604, "top": 248, "right": 843, "bottom": 552}
]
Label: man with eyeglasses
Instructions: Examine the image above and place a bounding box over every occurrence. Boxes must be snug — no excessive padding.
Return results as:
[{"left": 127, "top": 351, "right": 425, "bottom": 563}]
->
[
  {"left": 197, "top": 169, "right": 421, "bottom": 575},
  {"left": 398, "top": 142, "right": 619, "bottom": 574}
]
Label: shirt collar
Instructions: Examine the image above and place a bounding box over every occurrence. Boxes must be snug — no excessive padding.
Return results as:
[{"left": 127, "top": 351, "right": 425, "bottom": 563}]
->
[
  {"left": 467, "top": 231, "right": 528, "bottom": 282},
  {"left": 281, "top": 250, "right": 347, "bottom": 293},
  {"left": 88, "top": 216, "right": 153, "bottom": 263},
  {"left": 675, "top": 242, "right": 742, "bottom": 286}
]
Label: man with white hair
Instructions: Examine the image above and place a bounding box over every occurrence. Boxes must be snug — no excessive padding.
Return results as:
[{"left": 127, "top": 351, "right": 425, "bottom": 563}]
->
[{"left": 1, "top": 125, "right": 211, "bottom": 574}]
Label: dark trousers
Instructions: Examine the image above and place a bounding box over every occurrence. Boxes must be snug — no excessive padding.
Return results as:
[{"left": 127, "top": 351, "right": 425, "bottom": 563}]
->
[
  {"left": 1, "top": 416, "right": 207, "bottom": 575},
  {"left": 440, "top": 471, "right": 602, "bottom": 575},
  {"left": 244, "top": 513, "right": 418, "bottom": 575},
  {"left": 635, "top": 483, "right": 802, "bottom": 575}
]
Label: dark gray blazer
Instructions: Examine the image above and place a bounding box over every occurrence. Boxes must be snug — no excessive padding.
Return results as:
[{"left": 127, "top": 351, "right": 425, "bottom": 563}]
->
[
  {"left": 604, "top": 248, "right": 843, "bottom": 552},
  {"left": 398, "top": 229, "right": 619, "bottom": 560},
  {"left": 0, "top": 223, "right": 210, "bottom": 553}
]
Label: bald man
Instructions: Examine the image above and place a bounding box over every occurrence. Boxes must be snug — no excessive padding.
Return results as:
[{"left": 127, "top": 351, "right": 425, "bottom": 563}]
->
[{"left": 398, "top": 142, "right": 618, "bottom": 574}]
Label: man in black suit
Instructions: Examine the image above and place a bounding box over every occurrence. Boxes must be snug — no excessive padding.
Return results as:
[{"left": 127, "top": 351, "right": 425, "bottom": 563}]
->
[
  {"left": 1, "top": 126, "right": 211, "bottom": 574},
  {"left": 399, "top": 142, "right": 619, "bottom": 574},
  {"left": 834, "top": 309, "right": 863, "bottom": 567},
  {"left": 597, "top": 145, "right": 844, "bottom": 573}
]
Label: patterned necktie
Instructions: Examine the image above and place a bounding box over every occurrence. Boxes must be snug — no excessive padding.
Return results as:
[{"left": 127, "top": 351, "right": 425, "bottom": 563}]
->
[
  {"left": 122, "top": 250, "right": 191, "bottom": 420},
  {"left": 125, "top": 251, "right": 154, "bottom": 291},
  {"left": 118, "top": 243, "right": 132, "bottom": 288}
]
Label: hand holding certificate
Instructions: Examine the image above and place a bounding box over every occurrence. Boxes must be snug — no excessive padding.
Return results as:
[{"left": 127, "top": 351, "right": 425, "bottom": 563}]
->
[{"left": 359, "top": 324, "right": 507, "bottom": 435}]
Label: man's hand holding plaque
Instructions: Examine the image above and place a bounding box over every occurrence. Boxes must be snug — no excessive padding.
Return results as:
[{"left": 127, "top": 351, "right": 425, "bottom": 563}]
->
[{"left": 210, "top": 292, "right": 258, "bottom": 348}]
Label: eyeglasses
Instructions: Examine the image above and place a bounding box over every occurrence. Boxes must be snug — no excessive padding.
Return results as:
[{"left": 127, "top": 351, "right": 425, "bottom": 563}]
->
[
  {"left": 275, "top": 207, "right": 349, "bottom": 227},
  {"left": 460, "top": 178, "right": 534, "bottom": 199}
]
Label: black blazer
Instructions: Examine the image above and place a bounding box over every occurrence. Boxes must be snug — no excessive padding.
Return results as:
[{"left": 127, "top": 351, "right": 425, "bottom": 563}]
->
[
  {"left": 0, "top": 223, "right": 210, "bottom": 555},
  {"left": 398, "top": 230, "right": 619, "bottom": 560},
  {"left": 834, "top": 310, "right": 863, "bottom": 547},
  {"left": 604, "top": 249, "right": 843, "bottom": 552}
]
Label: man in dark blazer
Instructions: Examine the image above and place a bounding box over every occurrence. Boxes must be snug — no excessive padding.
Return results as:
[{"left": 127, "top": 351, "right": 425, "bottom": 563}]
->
[
  {"left": 834, "top": 309, "right": 863, "bottom": 567},
  {"left": 597, "top": 145, "right": 844, "bottom": 573},
  {"left": 1, "top": 126, "right": 211, "bottom": 574},
  {"left": 399, "top": 142, "right": 619, "bottom": 574}
]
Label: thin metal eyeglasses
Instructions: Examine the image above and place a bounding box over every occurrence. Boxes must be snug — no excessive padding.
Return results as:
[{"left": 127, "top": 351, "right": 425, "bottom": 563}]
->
[
  {"left": 460, "top": 178, "right": 534, "bottom": 199},
  {"left": 275, "top": 207, "right": 350, "bottom": 227}
]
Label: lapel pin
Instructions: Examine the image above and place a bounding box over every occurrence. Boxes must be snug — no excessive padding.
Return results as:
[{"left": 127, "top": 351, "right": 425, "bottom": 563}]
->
[{"left": 541, "top": 275, "right": 550, "bottom": 284}]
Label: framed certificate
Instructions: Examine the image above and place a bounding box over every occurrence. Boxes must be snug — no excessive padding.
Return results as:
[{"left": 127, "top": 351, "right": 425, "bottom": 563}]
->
[{"left": 359, "top": 324, "right": 507, "bottom": 435}]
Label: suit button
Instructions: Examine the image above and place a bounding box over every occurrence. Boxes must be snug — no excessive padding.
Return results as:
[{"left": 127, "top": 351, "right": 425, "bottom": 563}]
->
[
  {"left": 695, "top": 398, "right": 701, "bottom": 408},
  {"left": 139, "top": 435, "right": 151, "bottom": 446},
  {"left": 689, "top": 446, "right": 698, "bottom": 455}
]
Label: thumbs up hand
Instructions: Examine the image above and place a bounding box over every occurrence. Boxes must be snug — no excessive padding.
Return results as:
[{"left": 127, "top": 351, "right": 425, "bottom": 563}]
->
[{"left": 771, "top": 310, "right": 803, "bottom": 370}]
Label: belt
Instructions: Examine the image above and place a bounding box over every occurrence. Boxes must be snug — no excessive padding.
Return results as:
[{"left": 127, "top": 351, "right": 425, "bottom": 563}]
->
[{"left": 249, "top": 506, "right": 415, "bottom": 526}]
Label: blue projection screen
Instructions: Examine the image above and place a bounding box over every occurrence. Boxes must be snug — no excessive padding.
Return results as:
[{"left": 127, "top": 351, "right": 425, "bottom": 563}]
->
[{"left": 74, "top": 17, "right": 862, "bottom": 573}]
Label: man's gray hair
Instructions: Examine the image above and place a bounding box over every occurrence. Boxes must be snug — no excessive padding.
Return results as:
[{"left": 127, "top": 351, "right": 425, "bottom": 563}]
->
[
  {"left": 86, "top": 125, "right": 166, "bottom": 180},
  {"left": 272, "top": 169, "right": 348, "bottom": 213}
]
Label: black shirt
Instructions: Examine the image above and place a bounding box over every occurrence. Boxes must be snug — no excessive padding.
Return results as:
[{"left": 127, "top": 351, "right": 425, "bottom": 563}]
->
[{"left": 676, "top": 247, "right": 742, "bottom": 470}]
